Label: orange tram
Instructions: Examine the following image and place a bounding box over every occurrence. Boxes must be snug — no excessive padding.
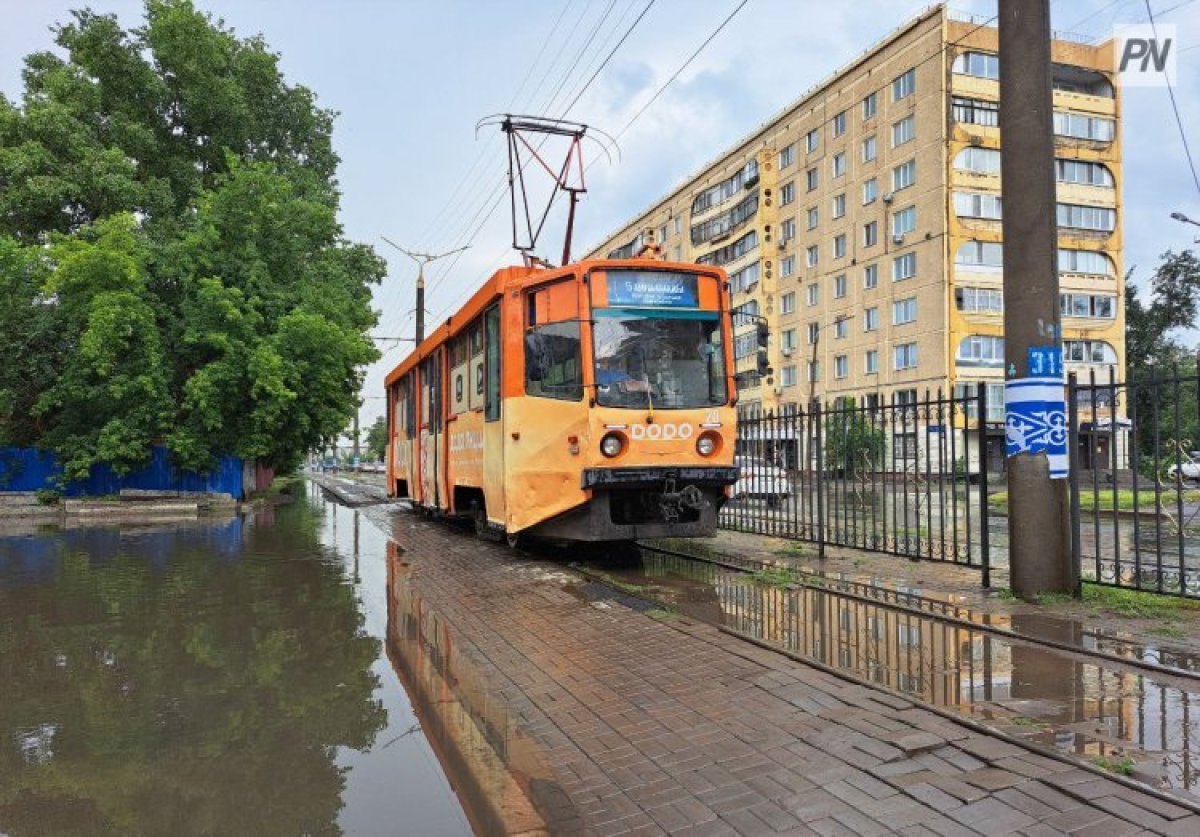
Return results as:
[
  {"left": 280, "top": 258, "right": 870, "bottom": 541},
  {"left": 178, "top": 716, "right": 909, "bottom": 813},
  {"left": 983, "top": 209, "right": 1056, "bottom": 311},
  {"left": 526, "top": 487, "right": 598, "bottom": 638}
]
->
[{"left": 384, "top": 257, "right": 738, "bottom": 544}]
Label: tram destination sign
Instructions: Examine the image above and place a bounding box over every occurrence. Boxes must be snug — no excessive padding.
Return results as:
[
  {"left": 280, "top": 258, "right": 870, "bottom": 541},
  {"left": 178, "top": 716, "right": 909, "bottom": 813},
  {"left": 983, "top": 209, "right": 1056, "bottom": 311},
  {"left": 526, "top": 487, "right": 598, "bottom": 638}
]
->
[{"left": 607, "top": 271, "right": 698, "bottom": 308}]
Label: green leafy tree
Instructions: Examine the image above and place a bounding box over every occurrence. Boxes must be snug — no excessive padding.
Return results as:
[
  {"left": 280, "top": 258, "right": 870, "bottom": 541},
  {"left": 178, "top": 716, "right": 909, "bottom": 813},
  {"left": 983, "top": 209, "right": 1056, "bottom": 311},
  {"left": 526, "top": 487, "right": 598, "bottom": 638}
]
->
[
  {"left": 365, "top": 416, "right": 388, "bottom": 462},
  {"left": 0, "top": 1, "right": 381, "bottom": 479},
  {"left": 1124, "top": 250, "right": 1200, "bottom": 458},
  {"left": 826, "top": 401, "right": 886, "bottom": 480}
]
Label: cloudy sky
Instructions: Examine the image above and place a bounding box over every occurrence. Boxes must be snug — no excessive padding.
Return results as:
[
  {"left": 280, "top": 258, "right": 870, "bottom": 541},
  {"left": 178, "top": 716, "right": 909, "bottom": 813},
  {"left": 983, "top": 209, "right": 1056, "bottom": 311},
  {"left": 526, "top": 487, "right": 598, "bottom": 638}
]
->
[{"left": 2, "top": 0, "right": 1198, "bottom": 430}]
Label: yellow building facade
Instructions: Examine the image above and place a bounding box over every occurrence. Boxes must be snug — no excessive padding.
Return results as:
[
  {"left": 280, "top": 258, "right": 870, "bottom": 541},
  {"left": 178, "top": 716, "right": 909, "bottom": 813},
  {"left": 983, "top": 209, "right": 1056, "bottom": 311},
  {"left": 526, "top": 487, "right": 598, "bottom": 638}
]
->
[{"left": 588, "top": 7, "right": 1123, "bottom": 467}]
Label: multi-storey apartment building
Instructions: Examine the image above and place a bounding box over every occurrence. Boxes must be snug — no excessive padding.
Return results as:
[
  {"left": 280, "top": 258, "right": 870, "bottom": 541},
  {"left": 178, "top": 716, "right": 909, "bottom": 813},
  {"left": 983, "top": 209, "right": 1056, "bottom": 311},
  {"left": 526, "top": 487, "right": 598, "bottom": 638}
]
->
[{"left": 588, "top": 6, "right": 1123, "bottom": 470}]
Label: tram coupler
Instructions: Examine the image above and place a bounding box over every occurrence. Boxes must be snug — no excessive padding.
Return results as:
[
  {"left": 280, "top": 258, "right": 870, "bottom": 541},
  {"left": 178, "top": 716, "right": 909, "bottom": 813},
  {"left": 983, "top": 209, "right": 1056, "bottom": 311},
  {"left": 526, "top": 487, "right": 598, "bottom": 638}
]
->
[{"left": 659, "top": 479, "right": 707, "bottom": 523}]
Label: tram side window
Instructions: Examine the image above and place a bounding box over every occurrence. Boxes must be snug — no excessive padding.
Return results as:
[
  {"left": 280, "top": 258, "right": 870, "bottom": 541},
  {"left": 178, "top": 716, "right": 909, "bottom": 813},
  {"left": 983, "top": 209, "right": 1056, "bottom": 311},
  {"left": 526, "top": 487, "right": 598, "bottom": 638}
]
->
[
  {"left": 404, "top": 375, "right": 416, "bottom": 436},
  {"left": 423, "top": 355, "right": 441, "bottom": 432},
  {"left": 524, "top": 282, "right": 583, "bottom": 401},
  {"left": 484, "top": 304, "right": 501, "bottom": 422},
  {"left": 469, "top": 319, "right": 485, "bottom": 411}
]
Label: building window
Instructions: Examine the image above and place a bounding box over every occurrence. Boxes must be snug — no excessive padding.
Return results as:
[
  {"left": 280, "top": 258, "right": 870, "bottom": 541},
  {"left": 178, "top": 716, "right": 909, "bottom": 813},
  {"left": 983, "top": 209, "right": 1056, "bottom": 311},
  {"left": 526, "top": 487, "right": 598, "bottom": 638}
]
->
[
  {"left": 806, "top": 282, "right": 819, "bottom": 306},
  {"left": 1064, "top": 340, "right": 1117, "bottom": 363},
  {"left": 955, "top": 382, "right": 1006, "bottom": 422},
  {"left": 1056, "top": 158, "right": 1115, "bottom": 187},
  {"left": 865, "top": 349, "right": 879, "bottom": 374},
  {"left": 892, "top": 159, "right": 916, "bottom": 191},
  {"left": 806, "top": 322, "right": 820, "bottom": 345},
  {"left": 892, "top": 68, "right": 915, "bottom": 100},
  {"left": 1054, "top": 111, "right": 1114, "bottom": 141},
  {"left": 1056, "top": 203, "right": 1115, "bottom": 232},
  {"left": 728, "top": 261, "right": 761, "bottom": 293},
  {"left": 1061, "top": 293, "right": 1116, "bottom": 319},
  {"left": 894, "top": 342, "right": 918, "bottom": 370},
  {"left": 831, "top": 152, "right": 846, "bottom": 178},
  {"left": 832, "top": 110, "right": 847, "bottom": 137},
  {"left": 953, "top": 147, "right": 1002, "bottom": 175},
  {"left": 954, "top": 191, "right": 1003, "bottom": 220},
  {"left": 690, "top": 159, "right": 759, "bottom": 214},
  {"left": 892, "top": 206, "right": 916, "bottom": 236},
  {"left": 782, "top": 328, "right": 797, "bottom": 350},
  {"left": 780, "top": 180, "right": 796, "bottom": 206},
  {"left": 955, "top": 240, "right": 1004, "bottom": 269},
  {"left": 892, "top": 115, "right": 915, "bottom": 147},
  {"left": 781, "top": 292, "right": 795, "bottom": 314},
  {"left": 893, "top": 252, "right": 916, "bottom": 281},
  {"left": 834, "top": 316, "right": 849, "bottom": 339},
  {"left": 956, "top": 287, "right": 1003, "bottom": 313},
  {"left": 834, "top": 274, "right": 847, "bottom": 299},
  {"left": 734, "top": 332, "right": 757, "bottom": 360},
  {"left": 863, "top": 264, "right": 878, "bottom": 289},
  {"left": 696, "top": 230, "right": 759, "bottom": 267},
  {"left": 781, "top": 217, "right": 797, "bottom": 241},
  {"left": 835, "top": 354, "right": 849, "bottom": 379},
  {"left": 832, "top": 193, "right": 846, "bottom": 219},
  {"left": 863, "top": 177, "right": 878, "bottom": 204},
  {"left": 863, "top": 221, "right": 878, "bottom": 247},
  {"left": 952, "top": 51, "right": 999, "bottom": 80},
  {"left": 833, "top": 234, "right": 847, "bottom": 259},
  {"left": 689, "top": 192, "right": 759, "bottom": 245},
  {"left": 781, "top": 255, "right": 796, "bottom": 277},
  {"left": 864, "top": 306, "right": 879, "bottom": 331},
  {"left": 658, "top": 223, "right": 667, "bottom": 243},
  {"left": 807, "top": 206, "right": 819, "bottom": 230},
  {"left": 781, "top": 365, "right": 797, "bottom": 387},
  {"left": 779, "top": 143, "right": 795, "bottom": 169},
  {"left": 806, "top": 245, "right": 819, "bottom": 268},
  {"left": 674, "top": 216, "right": 682, "bottom": 235},
  {"left": 862, "top": 135, "right": 877, "bottom": 162},
  {"left": 952, "top": 96, "right": 999, "bottom": 127},
  {"left": 806, "top": 167, "right": 819, "bottom": 191},
  {"left": 1058, "top": 248, "right": 1114, "bottom": 276},
  {"left": 956, "top": 335, "right": 1005, "bottom": 366},
  {"left": 892, "top": 296, "right": 917, "bottom": 325},
  {"left": 805, "top": 129, "right": 819, "bottom": 153},
  {"left": 863, "top": 91, "right": 878, "bottom": 119}
]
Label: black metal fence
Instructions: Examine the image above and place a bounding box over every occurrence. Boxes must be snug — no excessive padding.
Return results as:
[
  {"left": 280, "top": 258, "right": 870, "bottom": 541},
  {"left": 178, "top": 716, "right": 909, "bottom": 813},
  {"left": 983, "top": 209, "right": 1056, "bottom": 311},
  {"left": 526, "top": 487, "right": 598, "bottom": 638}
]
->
[
  {"left": 1069, "top": 365, "right": 1200, "bottom": 598},
  {"left": 721, "top": 390, "right": 991, "bottom": 583}
]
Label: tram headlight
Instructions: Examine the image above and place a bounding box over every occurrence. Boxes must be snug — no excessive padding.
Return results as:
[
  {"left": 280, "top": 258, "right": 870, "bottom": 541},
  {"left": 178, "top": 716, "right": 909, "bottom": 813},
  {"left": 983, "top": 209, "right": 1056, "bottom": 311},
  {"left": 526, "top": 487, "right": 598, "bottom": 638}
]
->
[
  {"left": 600, "top": 433, "right": 625, "bottom": 458},
  {"left": 696, "top": 431, "right": 720, "bottom": 457}
]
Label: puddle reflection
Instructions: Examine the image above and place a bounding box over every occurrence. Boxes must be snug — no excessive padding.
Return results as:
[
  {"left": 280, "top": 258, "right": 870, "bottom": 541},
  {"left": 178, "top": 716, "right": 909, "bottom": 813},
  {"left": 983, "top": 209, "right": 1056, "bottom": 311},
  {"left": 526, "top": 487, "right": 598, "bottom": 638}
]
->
[{"left": 611, "top": 550, "right": 1200, "bottom": 795}]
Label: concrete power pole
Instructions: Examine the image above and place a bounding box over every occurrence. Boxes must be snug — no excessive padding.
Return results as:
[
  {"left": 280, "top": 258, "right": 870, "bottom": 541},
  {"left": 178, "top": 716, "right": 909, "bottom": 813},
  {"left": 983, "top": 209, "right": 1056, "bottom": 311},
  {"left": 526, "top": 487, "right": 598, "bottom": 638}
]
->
[
  {"left": 380, "top": 238, "right": 469, "bottom": 343},
  {"left": 999, "top": 0, "right": 1074, "bottom": 596}
]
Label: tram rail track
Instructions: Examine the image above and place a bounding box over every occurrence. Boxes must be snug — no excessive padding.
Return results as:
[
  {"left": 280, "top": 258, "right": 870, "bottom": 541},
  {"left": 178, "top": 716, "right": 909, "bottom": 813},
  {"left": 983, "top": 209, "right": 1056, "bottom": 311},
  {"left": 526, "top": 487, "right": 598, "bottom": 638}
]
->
[{"left": 630, "top": 541, "right": 1200, "bottom": 683}]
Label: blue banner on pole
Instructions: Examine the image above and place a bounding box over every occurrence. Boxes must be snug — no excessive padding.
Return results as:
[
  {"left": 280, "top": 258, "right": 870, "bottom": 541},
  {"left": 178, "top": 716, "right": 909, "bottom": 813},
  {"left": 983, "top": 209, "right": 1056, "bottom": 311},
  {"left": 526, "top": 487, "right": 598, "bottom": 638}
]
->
[{"left": 1004, "top": 377, "right": 1069, "bottom": 479}]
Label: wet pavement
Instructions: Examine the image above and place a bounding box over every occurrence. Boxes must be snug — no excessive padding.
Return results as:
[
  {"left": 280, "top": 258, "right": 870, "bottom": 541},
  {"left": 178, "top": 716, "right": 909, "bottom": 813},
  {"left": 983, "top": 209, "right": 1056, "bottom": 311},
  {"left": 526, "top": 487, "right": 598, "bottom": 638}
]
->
[
  {"left": 0, "top": 486, "right": 473, "bottom": 836},
  {"left": 583, "top": 549, "right": 1200, "bottom": 796}
]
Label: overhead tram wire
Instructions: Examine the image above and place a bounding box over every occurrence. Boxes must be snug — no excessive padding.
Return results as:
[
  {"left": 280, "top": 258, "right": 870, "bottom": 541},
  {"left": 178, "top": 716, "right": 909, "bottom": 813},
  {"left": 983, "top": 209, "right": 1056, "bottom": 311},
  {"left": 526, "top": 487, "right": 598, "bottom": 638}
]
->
[
  {"left": 420, "top": 1, "right": 658, "bottom": 313},
  {"left": 1143, "top": 0, "right": 1200, "bottom": 199},
  {"left": 413, "top": 0, "right": 579, "bottom": 247}
]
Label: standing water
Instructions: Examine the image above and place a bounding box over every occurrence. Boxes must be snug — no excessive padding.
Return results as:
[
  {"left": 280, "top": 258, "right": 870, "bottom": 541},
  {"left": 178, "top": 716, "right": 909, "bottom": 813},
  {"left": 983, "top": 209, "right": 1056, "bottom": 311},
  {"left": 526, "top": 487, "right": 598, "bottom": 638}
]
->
[{"left": 0, "top": 484, "right": 473, "bottom": 835}]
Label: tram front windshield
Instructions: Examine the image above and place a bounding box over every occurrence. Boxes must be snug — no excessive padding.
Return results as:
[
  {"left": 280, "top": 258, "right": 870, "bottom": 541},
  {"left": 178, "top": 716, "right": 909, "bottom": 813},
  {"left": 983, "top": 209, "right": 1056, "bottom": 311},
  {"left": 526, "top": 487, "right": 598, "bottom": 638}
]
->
[{"left": 592, "top": 310, "right": 727, "bottom": 409}]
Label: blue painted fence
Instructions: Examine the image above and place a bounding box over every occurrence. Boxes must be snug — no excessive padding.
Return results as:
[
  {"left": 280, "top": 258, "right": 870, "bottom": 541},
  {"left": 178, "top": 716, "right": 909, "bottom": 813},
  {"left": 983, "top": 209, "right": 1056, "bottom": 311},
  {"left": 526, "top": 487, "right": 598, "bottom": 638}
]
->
[{"left": 0, "top": 446, "right": 245, "bottom": 499}]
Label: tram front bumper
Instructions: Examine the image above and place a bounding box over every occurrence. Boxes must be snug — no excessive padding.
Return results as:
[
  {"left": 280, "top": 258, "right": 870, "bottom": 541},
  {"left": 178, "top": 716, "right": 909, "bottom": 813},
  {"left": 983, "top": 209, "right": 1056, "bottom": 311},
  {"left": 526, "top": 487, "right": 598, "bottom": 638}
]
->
[{"left": 530, "top": 466, "right": 738, "bottom": 542}]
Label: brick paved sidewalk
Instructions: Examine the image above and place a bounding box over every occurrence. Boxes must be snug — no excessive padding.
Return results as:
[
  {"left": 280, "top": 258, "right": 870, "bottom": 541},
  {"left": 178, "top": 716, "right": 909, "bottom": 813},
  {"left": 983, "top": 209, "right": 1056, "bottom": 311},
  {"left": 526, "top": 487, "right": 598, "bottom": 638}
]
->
[{"left": 368, "top": 507, "right": 1200, "bottom": 836}]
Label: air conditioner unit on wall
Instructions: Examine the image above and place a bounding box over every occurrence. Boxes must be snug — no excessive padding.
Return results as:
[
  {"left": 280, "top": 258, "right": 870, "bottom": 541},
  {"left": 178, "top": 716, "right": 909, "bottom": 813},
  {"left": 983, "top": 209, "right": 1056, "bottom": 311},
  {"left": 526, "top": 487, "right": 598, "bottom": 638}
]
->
[
  {"left": 882, "top": 193, "right": 894, "bottom": 203},
  {"left": 892, "top": 234, "right": 905, "bottom": 245}
]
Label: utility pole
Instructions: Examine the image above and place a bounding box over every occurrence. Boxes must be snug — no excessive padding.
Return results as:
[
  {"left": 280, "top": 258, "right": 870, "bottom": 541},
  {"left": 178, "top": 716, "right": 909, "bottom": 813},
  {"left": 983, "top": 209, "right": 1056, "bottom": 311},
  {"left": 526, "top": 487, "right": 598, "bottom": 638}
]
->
[
  {"left": 999, "top": 0, "right": 1073, "bottom": 596},
  {"left": 352, "top": 408, "right": 360, "bottom": 465},
  {"left": 380, "top": 238, "right": 469, "bottom": 342}
]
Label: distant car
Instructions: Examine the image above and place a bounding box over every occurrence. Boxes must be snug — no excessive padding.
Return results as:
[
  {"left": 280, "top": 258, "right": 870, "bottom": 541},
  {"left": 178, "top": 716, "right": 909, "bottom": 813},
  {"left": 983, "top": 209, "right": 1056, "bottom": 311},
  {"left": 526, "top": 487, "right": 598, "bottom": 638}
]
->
[
  {"left": 1166, "top": 453, "right": 1200, "bottom": 481},
  {"left": 733, "top": 456, "right": 791, "bottom": 505}
]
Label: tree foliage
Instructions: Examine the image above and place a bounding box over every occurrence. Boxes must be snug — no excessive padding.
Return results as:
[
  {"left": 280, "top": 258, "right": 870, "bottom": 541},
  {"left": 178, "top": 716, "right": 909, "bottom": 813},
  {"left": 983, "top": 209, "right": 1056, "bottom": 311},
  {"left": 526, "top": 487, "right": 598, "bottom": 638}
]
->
[
  {"left": 825, "top": 402, "right": 887, "bottom": 480},
  {"left": 0, "top": 1, "right": 380, "bottom": 477},
  {"left": 365, "top": 416, "right": 387, "bottom": 462},
  {"left": 1124, "top": 250, "right": 1200, "bottom": 456}
]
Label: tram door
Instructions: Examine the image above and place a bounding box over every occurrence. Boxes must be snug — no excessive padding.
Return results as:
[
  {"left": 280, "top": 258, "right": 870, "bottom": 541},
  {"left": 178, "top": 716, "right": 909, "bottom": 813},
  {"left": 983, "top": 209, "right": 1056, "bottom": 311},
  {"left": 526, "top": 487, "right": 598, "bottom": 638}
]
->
[{"left": 418, "top": 351, "right": 444, "bottom": 507}]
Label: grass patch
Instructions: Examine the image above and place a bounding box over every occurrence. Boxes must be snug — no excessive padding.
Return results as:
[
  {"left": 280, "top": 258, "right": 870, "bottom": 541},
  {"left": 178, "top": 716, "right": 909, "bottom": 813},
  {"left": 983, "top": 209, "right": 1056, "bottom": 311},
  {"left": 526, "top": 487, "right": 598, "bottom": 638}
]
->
[
  {"left": 995, "top": 589, "right": 1017, "bottom": 601},
  {"left": 1081, "top": 584, "right": 1200, "bottom": 619},
  {"left": 590, "top": 570, "right": 651, "bottom": 596},
  {"left": 774, "top": 542, "right": 809, "bottom": 559},
  {"left": 751, "top": 566, "right": 801, "bottom": 587},
  {"left": 1034, "top": 592, "right": 1075, "bottom": 606},
  {"left": 1091, "top": 753, "right": 1137, "bottom": 776},
  {"left": 1011, "top": 715, "right": 1046, "bottom": 728},
  {"left": 989, "top": 489, "right": 1200, "bottom": 512},
  {"left": 1148, "top": 622, "right": 1187, "bottom": 639},
  {"left": 647, "top": 608, "right": 680, "bottom": 621}
]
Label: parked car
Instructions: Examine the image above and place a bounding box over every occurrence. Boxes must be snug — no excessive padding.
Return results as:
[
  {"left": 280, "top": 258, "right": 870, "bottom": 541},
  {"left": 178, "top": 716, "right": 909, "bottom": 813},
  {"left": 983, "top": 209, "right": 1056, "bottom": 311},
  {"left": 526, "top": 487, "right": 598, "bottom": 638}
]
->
[
  {"left": 733, "top": 455, "right": 791, "bottom": 506},
  {"left": 1166, "top": 453, "right": 1200, "bottom": 482}
]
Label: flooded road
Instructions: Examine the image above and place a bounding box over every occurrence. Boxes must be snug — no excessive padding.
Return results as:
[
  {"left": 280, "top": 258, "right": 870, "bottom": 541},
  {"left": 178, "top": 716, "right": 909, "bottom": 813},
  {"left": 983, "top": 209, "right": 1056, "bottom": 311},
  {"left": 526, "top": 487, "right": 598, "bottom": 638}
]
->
[
  {"left": 0, "top": 485, "right": 472, "bottom": 835},
  {"left": 587, "top": 549, "right": 1200, "bottom": 797}
]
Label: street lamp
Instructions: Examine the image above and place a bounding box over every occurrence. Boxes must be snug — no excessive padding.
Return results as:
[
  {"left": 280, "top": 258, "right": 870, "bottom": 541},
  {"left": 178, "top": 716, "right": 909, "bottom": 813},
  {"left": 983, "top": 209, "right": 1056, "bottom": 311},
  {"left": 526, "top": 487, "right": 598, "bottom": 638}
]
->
[
  {"left": 808, "top": 314, "right": 856, "bottom": 406},
  {"left": 1170, "top": 212, "right": 1200, "bottom": 242}
]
